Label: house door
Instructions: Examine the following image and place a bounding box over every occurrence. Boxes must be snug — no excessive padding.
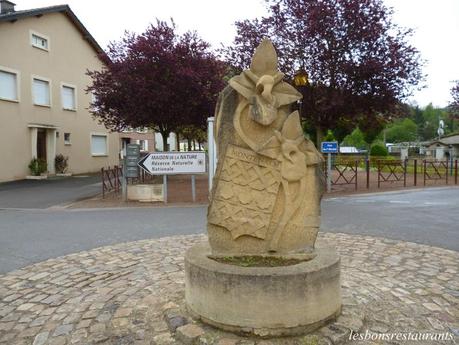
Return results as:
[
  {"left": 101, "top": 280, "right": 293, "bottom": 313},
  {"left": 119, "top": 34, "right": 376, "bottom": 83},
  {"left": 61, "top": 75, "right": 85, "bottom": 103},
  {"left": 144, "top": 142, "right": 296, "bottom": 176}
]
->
[{"left": 37, "top": 129, "right": 47, "bottom": 162}]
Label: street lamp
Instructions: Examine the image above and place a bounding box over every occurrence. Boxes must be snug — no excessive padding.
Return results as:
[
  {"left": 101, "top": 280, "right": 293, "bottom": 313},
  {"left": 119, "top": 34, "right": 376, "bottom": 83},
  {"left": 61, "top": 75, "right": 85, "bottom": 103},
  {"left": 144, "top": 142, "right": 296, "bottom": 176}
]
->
[
  {"left": 293, "top": 68, "right": 309, "bottom": 118},
  {"left": 293, "top": 68, "right": 309, "bottom": 87}
]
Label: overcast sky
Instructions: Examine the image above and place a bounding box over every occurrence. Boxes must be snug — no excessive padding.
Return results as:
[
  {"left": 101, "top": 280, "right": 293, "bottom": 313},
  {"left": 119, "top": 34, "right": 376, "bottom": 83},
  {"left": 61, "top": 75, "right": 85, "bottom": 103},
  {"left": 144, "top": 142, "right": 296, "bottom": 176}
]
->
[{"left": 17, "top": 0, "right": 459, "bottom": 108}]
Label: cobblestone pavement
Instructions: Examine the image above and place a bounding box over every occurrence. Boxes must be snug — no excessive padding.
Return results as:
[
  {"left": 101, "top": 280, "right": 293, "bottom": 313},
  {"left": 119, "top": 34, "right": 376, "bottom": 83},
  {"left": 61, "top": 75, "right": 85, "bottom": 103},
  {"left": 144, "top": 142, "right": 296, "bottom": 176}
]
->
[{"left": 0, "top": 233, "right": 457, "bottom": 345}]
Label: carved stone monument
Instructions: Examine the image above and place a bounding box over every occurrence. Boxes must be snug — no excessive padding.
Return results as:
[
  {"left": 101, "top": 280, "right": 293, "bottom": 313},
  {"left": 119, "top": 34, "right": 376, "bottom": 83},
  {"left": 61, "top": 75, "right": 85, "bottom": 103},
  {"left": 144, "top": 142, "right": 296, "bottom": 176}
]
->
[{"left": 185, "top": 39, "right": 341, "bottom": 337}]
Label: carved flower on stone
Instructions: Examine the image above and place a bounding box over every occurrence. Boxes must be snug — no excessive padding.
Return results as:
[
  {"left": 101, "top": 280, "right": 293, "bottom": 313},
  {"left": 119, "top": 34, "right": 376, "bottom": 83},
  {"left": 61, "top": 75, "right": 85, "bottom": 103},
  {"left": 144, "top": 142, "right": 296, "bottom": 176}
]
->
[
  {"left": 228, "top": 39, "right": 302, "bottom": 126},
  {"left": 259, "top": 111, "right": 307, "bottom": 182}
]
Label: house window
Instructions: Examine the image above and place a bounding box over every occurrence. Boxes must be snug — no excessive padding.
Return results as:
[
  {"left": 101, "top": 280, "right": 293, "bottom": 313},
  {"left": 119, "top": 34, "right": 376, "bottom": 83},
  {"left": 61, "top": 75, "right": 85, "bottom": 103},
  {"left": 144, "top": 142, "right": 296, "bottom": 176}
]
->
[
  {"left": 61, "top": 84, "right": 76, "bottom": 110},
  {"left": 91, "top": 134, "right": 108, "bottom": 156},
  {"left": 32, "top": 78, "right": 50, "bottom": 106},
  {"left": 31, "top": 32, "right": 49, "bottom": 51},
  {"left": 64, "top": 133, "right": 71, "bottom": 145},
  {"left": 138, "top": 140, "right": 148, "bottom": 151},
  {"left": 0, "top": 68, "right": 19, "bottom": 102}
]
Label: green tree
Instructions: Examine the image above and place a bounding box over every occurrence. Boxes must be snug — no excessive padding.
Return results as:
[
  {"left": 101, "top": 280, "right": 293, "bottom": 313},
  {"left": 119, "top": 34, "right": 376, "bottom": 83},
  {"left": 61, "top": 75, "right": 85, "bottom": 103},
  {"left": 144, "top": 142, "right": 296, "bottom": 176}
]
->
[
  {"left": 323, "top": 130, "right": 336, "bottom": 142},
  {"left": 385, "top": 118, "right": 418, "bottom": 143},
  {"left": 370, "top": 143, "right": 389, "bottom": 156},
  {"left": 341, "top": 128, "right": 367, "bottom": 149}
]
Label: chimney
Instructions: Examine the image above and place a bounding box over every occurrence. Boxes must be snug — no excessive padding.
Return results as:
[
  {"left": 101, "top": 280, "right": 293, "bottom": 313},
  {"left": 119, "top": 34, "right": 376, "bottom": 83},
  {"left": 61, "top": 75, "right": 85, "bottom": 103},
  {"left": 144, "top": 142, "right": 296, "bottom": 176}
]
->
[{"left": 0, "top": 0, "right": 16, "bottom": 14}]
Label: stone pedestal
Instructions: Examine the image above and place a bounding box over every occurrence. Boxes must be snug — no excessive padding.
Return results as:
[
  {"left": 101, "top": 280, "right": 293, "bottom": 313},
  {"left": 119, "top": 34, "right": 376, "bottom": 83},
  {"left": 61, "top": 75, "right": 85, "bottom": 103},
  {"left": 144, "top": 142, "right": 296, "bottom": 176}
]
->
[
  {"left": 185, "top": 242, "right": 342, "bottom": 337},
  {"left": 127, "top": 184, "right": 163, "bottom": 202}
]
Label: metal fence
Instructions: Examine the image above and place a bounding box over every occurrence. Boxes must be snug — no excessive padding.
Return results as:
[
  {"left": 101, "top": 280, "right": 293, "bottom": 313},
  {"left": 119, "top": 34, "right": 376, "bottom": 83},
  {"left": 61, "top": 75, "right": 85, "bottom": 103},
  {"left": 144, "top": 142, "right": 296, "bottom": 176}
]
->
[
  {"left": 324, "top": 157, "right": 458, "bottom": 192},
  {"left": 101, "top": 165, "right": 122, "bottom": 198},
  {"left": 101, "top": 164, "right": 159, "bottom": 198}
]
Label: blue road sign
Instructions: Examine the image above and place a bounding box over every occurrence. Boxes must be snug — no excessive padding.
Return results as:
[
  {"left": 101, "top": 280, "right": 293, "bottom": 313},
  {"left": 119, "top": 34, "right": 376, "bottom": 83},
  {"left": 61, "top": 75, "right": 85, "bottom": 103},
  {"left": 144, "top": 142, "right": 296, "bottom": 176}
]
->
[{"left": 321, "top": 141, "right": 339, "bottom": 154}]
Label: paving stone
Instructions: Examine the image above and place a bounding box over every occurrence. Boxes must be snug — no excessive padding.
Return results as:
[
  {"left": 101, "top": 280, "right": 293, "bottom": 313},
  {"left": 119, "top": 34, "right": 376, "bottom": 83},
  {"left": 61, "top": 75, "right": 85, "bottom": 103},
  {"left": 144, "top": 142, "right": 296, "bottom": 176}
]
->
[
  {"left": 53, "top": 324, "right": 74, "bottom": 336},
  {"left": 32, "top": 332, "right": 49, "bottom": 345},
  {"left": 153, "top": 333, "right": 175, "bottom": 345},
  {"left": 69, "top": 328, "right": 88, "bottom": 344},
  {"left": 89, "top": 322, "right": 106, "bottom": 333},
  {"left": 0, "top": 233, "right": 457, "bottom": 345},
  {"left": 320, "top": 324, "right": 350, "bottom": 344},
  {"left": 335, "top": 315, "right": 364, "bottom": 332},
  {"left": 0, "top": 321, "right": 15, "bottom": 331},
  {"left": 30, "top": 316, "right": 49, "bottom": 327},
  {"left": 16, "top": 302, "right": 35, "bottom": 311},
  {"left": 423, "top": 302, "right": 442, "bottom": 312},
  {"left": 176, "top": 324, "right": 205, "bottom": 345},
  {"left": 164, "top": 312, "right": 189, "bottom": 332},
  {"left": 111, "top": 317, "right": 129, "bottom": 328},
  {"left": 114, "top": 307, "right": 133, "bottom": 318},
  {"left": 76, "top": 319, "right": 92, "bottom": 329},
  {"left": 48, "top": 336, "right": 67, "bottom": 345},
  {"left": 216, "top": 338, "right": 239, "bottom": 345},
  {"left": 28, "top": 272, "right": 50, "bottom": 281}
]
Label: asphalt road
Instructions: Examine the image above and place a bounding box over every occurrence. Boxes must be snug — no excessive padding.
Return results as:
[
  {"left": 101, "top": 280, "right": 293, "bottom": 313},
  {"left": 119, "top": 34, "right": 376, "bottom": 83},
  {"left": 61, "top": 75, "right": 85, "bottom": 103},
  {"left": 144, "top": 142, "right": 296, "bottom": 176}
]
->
[
  {"left": 0, "top": 175, "right": 101, "bottom": 209},
  {"left": 0, "top": 187, "right": 457, "bottom": 273}
]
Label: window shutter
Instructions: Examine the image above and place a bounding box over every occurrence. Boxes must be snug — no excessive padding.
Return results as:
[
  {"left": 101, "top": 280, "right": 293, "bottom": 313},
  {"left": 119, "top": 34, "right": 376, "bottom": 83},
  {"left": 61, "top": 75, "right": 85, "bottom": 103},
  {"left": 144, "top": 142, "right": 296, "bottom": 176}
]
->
[
  {"left": 33, "top": 79, "right": 50, "bottom": 105},
  {"left": 0, "top": 71, "right": 17, "bottom": 100},
  {"left": 62, "top": 86, "right": 75, "bottom": 109},
  {"left": 91, "top": 135, "right": 107, "bottom": 155}
]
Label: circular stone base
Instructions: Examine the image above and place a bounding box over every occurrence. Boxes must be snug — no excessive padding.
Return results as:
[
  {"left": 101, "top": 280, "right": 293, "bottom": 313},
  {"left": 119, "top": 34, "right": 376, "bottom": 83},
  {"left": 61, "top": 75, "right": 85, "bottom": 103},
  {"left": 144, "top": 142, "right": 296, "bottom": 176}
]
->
[{"left": 184, "top": 242, "right": 342, "bottom": 337}]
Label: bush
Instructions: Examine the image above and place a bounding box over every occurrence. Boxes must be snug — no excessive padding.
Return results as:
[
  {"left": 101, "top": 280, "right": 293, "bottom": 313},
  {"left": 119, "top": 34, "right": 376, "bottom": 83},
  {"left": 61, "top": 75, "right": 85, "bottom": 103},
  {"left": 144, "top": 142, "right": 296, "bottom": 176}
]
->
[
  {"left": 28, "top": 158, "right": 47, "bottom": 176},
  {"left": 55, "top": 154, "right": 69, "bottom": 174},
  {"left": 370, "top": 144, "right": 388, "bottom": 157}
]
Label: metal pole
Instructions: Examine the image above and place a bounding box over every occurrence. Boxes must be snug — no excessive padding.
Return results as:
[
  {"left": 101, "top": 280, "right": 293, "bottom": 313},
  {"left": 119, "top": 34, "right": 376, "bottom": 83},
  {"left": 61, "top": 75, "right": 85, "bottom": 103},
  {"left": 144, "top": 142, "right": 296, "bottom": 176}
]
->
[
  {"left": 122, "top": 161, "right": 127, "bottom": 201},
  {"left": 191, "top": 175, "right": 196, "bottom": 202},
  {"left": 355, "top": 160, "right": 358, "bottom": 190},
  {"left": 327, "top": 153, "right": 331, "bottom": 192},
  {"left": 101, "top": 168, "right": 105, "bottom": 198},
  {"left": 423, "top": 160, "right": 426, "bottom": 186},
  {"left": 446, "top": 160, "right": 448, "bottom": 185},
  {"left": 455, "top": 160, "right": 458, "bottom": 185},
  {"left": 366, "top": 158, "right": 370, "bottom": 189},
  {"left": 207, "top": 117, "right": 215, "bottom": 192},
  {"left": 163, "top": 174, "right": 168, "bottom": 204},
  {"left": 414, "top": 159, "right": 417, "bottom": 186},
  {"left": 403, "top": 159, "right": 407, "bottom": 187}
]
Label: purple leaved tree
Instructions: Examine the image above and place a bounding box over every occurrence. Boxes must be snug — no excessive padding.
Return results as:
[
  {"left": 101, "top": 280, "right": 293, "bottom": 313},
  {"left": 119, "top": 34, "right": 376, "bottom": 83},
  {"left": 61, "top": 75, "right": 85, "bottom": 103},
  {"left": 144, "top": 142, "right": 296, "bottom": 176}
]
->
[
  {"left": 87, "top": 20, "right": 226, "bottom": 150},
  {"left": 222, "top": 0, "right": 424, "bottom": 145}
]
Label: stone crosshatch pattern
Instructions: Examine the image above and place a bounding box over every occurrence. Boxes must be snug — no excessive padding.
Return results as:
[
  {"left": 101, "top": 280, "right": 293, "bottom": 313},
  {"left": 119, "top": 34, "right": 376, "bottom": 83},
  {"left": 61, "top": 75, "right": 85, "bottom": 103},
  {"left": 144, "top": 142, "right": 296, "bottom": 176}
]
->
[
  {"left": 208, "top": 145, "right": 281, "bottom": 240},
  {"left": 0, "top": 233, "right": 457, "bottom": 345}
]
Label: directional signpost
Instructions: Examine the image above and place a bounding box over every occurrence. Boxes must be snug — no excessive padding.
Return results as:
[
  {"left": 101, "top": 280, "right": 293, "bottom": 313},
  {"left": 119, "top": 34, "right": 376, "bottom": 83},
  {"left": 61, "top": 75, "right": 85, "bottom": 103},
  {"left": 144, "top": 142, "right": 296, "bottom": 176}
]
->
[
  {"left": 321, "top": 141, "right": 339, "bottom": 193},
  {"left": 137, "top": 152, "right": 206, "bottom": 175},
  {"left": 122, "top": 144, "right": 140, "bottom": 201},
  {"left": 138, "top": 152, "right": 206, "bottom": 203},
  {"left": 125, "top": 144, "right": 140, "bottom": 178}
]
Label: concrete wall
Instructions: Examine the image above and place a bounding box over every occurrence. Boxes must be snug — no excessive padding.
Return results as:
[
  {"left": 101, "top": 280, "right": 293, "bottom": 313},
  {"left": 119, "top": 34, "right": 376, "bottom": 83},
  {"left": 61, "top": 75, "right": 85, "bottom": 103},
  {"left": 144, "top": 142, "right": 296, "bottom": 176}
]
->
[
  {"left": 154, "top": 132, "right": 177, "bottom": 151},
  {"left": 0, "top": 12, "right": 119, "bottom": 182}
]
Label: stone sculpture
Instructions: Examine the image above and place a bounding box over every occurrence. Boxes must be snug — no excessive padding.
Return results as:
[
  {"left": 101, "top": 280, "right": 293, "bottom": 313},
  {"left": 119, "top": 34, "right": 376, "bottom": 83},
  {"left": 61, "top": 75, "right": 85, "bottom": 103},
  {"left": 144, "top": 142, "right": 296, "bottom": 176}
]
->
[
  {"left": 185, "top": 39, "right": 341, "bottom": 337},
  {"left": 208, "top": 39, "right": 324, "bottom": 255}
]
